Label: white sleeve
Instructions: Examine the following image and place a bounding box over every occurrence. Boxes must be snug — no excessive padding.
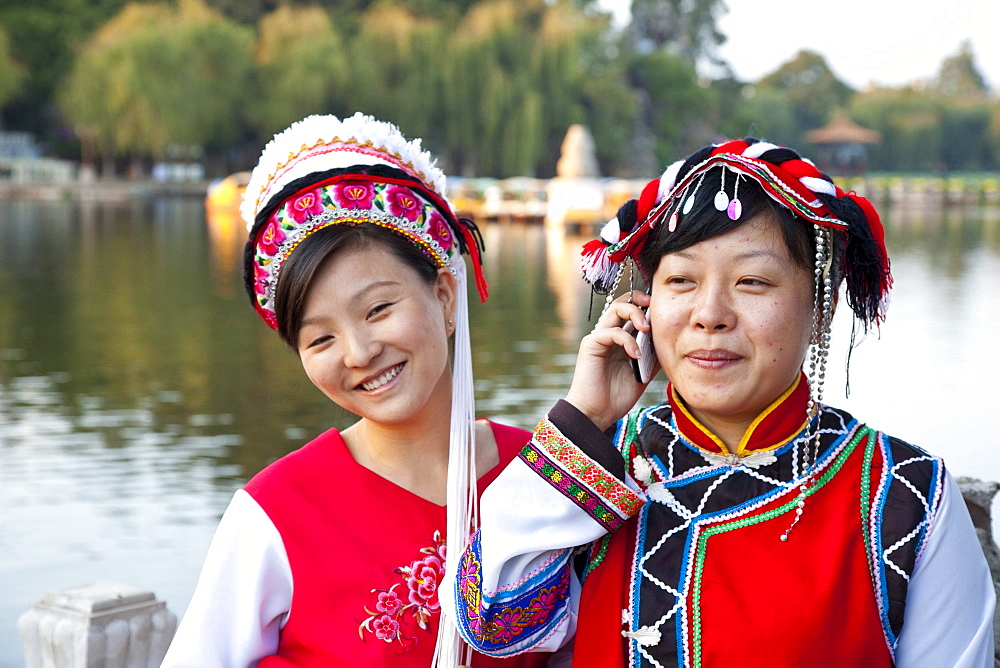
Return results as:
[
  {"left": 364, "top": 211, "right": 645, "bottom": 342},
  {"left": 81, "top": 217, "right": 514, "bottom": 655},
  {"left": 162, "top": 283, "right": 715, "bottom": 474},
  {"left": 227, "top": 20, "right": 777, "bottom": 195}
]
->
[
  {"left": 441, "top": 410, "right": 645, "bottom": 656},
  {"left": 161, "top": 489, "right": 293, "bottom": 668},
  {"left": 893, "top": 472, "right": 996, "bottom": 667}
]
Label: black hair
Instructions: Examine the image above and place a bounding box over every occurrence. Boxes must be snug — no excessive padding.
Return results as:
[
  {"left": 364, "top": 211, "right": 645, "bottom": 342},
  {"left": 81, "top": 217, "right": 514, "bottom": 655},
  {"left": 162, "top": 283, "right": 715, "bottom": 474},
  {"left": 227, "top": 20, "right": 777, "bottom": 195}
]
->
[
  {"left": 273, "top": 223, "right": 439, "bottom": 348},
  {"left": 628, "top": 139, "right": 847, "bottom": 292}
]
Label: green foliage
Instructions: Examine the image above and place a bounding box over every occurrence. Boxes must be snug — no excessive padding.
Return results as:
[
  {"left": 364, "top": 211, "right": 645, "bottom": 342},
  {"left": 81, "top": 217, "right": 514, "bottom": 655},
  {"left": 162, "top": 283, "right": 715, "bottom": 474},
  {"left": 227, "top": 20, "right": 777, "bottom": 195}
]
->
[
  {"left": 250, "top": 6, "right": 350, "bottom": 138},
  {"left": 934, "top": 41, "right": 989, "bottom": 99},
  {"left": 627, "top": 50, "right": 713, "bottom": 164},
  {"left": 757, "top": 50, "right": 854, "bottom": 136},
  {"left": 717, "top": 83, "right": 798, "bottom": 147},
  {"left": 59, "top": 0, "right": 254, "bottom": 158},
  {"left": 0, "top": 25, "right": 26, "bottom": 108}
]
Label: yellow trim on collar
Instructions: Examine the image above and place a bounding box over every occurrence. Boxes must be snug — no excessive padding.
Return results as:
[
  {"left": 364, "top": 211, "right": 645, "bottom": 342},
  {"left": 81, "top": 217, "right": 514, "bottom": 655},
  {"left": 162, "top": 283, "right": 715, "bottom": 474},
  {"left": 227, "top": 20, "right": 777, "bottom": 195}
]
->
[{"left": 734, "top": 375, "right": 805, "bottom": 456}]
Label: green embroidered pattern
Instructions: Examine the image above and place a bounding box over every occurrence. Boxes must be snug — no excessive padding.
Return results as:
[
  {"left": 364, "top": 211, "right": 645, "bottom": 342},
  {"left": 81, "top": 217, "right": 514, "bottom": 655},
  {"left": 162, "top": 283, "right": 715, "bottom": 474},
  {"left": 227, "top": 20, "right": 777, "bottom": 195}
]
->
[{"left": 687, "top": 426, "right": 874, "bottom": 667}]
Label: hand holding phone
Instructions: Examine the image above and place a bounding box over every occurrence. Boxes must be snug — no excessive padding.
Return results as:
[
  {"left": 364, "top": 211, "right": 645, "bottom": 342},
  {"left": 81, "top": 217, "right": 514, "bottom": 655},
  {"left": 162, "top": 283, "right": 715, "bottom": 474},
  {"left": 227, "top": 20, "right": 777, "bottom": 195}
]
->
[{"left": 624, "top": 308, "right": 657, "bottom": 384}]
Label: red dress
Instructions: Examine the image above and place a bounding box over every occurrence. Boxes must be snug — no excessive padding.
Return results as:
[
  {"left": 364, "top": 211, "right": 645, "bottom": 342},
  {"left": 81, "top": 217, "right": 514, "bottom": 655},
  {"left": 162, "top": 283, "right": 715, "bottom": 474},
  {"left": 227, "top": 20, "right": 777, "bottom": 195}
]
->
[{"left": 247, "top": 421, "right": 549, "bottom": 667}]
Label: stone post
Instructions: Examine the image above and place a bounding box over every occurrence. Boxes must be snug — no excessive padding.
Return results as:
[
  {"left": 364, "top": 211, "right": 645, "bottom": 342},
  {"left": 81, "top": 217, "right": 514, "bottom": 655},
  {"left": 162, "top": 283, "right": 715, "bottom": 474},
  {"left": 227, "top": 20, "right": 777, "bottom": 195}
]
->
[
  {"left": 18, "top": 581, "right": 177, "bottom": 668},
  {"left": 956, "top": 477, "right": 1000, "bottom": 667}
]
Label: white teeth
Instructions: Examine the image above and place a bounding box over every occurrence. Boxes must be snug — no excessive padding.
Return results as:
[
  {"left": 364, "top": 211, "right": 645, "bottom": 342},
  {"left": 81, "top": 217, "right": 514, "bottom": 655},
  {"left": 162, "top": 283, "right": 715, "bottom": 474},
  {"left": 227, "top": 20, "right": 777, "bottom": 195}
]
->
[{"left": 360, "top": 364, "right": 402, "bottom": 391}]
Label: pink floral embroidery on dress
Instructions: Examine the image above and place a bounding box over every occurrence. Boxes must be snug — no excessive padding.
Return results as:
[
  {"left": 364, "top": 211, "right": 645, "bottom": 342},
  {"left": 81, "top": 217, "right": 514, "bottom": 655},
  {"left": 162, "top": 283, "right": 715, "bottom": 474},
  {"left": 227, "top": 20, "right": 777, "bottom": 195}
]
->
[{"left": 358, "top": 530, "right": 446, "bottom": 652}]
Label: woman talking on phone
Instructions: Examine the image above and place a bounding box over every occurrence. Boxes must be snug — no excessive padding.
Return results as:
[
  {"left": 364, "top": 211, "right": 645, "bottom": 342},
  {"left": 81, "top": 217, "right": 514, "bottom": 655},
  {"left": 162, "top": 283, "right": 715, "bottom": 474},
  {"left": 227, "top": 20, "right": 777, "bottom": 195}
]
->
[{"left": 442, "top": 138, "right": 995, "bottom": 666}]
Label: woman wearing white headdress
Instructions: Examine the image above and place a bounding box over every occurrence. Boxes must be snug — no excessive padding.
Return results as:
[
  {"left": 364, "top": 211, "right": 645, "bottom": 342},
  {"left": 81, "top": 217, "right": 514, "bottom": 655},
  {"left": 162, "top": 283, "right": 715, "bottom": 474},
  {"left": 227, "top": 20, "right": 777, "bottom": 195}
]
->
[{"left": 162, "top": 114, "right": 551, "bottom": 668}]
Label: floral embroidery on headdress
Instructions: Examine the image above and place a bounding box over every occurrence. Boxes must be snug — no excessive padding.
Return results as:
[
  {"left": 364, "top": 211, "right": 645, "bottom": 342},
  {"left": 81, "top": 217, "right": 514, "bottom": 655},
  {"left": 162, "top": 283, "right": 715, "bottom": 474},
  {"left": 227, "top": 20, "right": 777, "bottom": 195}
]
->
[{"left": 250, "top": 179, "right": 458, "bottom": 329}]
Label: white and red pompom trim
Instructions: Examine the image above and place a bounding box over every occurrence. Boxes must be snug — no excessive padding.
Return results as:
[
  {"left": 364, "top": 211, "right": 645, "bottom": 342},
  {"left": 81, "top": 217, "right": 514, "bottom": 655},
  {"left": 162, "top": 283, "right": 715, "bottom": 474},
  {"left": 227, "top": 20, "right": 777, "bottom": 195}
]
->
[
  {"left": 580, "top": 217, "right": 624, "bottom": 289},
  {"left": 241, "top": 112, "right": 449, "bottom": 230}
]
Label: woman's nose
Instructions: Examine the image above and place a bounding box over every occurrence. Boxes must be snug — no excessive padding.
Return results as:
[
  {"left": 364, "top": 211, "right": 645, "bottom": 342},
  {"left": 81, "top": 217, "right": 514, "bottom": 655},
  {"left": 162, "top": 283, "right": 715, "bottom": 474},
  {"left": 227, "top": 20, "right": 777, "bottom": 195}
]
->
[
  {"left": 691, "top": 286, "right": 736, "bottom": 331},
  {"left": 342, "top": 329, "right": 381, "bottom": 368}
]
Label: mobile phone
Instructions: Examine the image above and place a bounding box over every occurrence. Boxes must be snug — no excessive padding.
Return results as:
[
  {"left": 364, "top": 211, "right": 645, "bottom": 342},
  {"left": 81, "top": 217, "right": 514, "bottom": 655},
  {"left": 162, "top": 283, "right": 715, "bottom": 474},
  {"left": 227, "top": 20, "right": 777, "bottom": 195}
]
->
[{"left": 630, "top": 309, "right": 656, "bottom": 384}]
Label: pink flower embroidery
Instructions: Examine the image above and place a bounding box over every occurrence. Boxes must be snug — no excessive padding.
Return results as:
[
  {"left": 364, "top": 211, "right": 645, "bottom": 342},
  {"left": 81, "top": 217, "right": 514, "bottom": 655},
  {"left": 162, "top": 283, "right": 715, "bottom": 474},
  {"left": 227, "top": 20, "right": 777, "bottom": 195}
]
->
[
  {"left": 287, "top": 189, "right": 325, "bottom": 222},
  {"left": 335, "top": 181, "right": 375, "bottom": 209},
  {"left": 372, "top": 614, "right": 400, "bottom": 641},
  {"left": 386, "top": 185, "right": 422, "bottom": 222},
  {"left": 403, "top": 553, "right": 443, "bottom": 610},
  {"left": 376, "top": 589, "right": 403, "bottom": 616},
  {"left": 427, "top": 212, "right": 453, "bottom": 251},
  {"left": 258, "top": 218, "right": 285, "bottom": 256},
  {"left": 357, "top": 531, "right": 446, "bottom": 651}
]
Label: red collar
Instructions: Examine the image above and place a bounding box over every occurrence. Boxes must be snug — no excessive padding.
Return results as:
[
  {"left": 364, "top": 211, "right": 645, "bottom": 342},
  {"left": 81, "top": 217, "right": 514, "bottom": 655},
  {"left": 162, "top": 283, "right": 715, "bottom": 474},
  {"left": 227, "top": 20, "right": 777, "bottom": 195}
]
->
[{"left": 668, "top": 372, "right": 810, "bottom": 456}]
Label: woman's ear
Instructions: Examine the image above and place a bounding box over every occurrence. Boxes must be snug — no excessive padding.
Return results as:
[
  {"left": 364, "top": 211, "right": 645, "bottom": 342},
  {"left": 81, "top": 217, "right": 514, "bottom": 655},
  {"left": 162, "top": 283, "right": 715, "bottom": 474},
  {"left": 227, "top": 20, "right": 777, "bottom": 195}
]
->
[{"left": 434, "top": 268, "right": 458, "bottom": 334}]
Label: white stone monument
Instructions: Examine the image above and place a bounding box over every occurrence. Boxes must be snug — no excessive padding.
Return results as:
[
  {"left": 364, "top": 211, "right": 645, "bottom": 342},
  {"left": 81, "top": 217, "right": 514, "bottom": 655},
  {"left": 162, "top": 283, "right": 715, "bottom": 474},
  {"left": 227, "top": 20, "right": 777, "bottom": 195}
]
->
[
  {"left": 18, "top": 581, "right": 177, "bottom": 668},
  {"left": 547, "top": 125, "right": 606, "bottom": 231}
]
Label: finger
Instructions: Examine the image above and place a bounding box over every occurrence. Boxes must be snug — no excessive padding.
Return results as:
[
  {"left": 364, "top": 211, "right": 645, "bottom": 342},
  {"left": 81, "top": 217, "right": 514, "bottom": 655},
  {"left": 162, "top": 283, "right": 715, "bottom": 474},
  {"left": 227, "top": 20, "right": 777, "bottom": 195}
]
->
[
  {"left": 585, "top": 325, "right": 643, "bottom": 359},
  {"left": 597, "top": 300, "right": 650, "bottom": 332}
]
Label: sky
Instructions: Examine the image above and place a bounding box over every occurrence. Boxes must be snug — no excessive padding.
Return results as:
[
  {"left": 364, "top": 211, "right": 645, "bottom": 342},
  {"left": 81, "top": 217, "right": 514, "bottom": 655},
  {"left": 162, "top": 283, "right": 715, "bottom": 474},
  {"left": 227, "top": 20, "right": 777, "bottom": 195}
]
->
[{"left": 597, "top": 0, "right": 1000, "bottom": 91}]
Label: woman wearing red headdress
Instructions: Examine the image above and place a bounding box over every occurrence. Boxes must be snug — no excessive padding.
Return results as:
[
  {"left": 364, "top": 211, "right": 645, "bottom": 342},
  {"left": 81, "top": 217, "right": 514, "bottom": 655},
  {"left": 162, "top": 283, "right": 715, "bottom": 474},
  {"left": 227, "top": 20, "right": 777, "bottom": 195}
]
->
[
  {"left": 161, "top": 114, "right": 550, "bottom": 668},
  {"left": 442, "top": 139, "right": 994, "bottom": 667}
]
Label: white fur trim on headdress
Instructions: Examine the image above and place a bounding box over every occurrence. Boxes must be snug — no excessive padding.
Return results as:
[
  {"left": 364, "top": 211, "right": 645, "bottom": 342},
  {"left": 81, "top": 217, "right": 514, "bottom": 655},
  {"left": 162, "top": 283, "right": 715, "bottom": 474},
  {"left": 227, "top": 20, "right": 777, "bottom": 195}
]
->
[
  {"left": 599, "top": 217, "right": 621, "bottom": 245},
  {"left": 799, "top": 175, "right": 837, "bottom": 196},
  {"left": 657, "top": 160, "right": 684, "bottom": 204},
  {"left": 241, "top": 112, "right": 449, "bottom": 230},
  {"left": 741, "top": 141, "right": 779, "bottom": 159}
]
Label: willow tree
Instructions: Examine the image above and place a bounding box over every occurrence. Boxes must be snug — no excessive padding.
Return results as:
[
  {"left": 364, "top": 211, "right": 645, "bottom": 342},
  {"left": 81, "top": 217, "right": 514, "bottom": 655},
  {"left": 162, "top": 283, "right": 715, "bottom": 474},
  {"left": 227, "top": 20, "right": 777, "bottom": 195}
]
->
[
  {"left": 343, "top": 3, "right": 448, "bottom": 150},
  {"left": 59, "top": 0, "right": 254, "bottom": 169},
  {"left": 251, "top": 5, "right": 350, "bottom": 138},
  {"left": 437, "top": 0, "right": 635, "bottom": 177},
  {"left": 0, "top": 25, "right": 25, "bottom": 110}
]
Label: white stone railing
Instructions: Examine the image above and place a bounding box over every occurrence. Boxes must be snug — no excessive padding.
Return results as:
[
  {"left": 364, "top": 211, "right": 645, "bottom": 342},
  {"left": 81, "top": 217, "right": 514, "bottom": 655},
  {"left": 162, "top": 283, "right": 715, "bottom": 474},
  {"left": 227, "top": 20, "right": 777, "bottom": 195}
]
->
[{"left": 16, "top": 480, "right": 1000, "bottom": 667}]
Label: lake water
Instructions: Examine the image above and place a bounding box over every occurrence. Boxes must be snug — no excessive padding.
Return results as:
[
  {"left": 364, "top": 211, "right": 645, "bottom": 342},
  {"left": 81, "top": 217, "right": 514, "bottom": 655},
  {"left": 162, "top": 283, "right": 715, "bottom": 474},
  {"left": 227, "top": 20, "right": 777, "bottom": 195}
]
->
[{"left": 1, "top": 197, "right": 998, "bottom": 663}]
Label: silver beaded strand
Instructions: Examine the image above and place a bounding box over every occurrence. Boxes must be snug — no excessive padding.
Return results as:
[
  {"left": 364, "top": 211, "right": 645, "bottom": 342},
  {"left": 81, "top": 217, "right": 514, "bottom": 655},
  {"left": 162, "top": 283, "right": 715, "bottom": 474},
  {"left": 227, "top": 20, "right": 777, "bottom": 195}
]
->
[{"left": 781, "top": 225, "right": 834, "bottom": 542}]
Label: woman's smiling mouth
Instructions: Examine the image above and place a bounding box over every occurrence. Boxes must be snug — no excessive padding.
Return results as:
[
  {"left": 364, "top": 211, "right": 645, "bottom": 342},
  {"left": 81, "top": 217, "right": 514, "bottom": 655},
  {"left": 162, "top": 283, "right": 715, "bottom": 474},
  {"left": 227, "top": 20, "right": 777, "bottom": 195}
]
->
[{"left": 358, "top": 363, "right": 405, "bottom": 391}]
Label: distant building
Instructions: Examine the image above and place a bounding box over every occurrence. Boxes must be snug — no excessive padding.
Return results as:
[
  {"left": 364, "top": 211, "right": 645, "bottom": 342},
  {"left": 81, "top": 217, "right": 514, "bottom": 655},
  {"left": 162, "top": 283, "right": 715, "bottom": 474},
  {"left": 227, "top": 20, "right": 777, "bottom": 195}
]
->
[
  {"left": 0, "top": 132, "right": 42, "bottom": 159},
  {"left": 0, "top": 132, "right": 75, "bottom": 184},
  {"left": 804, "top": 115, "right": 881, "bottom": 177}
]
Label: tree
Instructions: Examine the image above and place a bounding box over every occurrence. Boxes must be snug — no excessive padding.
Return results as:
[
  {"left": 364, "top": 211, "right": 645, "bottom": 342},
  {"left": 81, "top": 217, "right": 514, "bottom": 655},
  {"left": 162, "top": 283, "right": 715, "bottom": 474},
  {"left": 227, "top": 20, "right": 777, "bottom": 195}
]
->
[
  {"left": 850, "top": 86, "right": 942, "bottom": 172},
  {"left": 626, "top": 0, "right": 727, "bottom": 63},
  {"left": 250, "top": 6, "right": 350, "bottom": 138},
  {"left": 59, "top": 0, "right": 254, "bottom": 169},
  {"left": 934, "top": 41, "right": 989, "bottom": 99},
  {"left": 757, "top": 50, "right": 854, "bottom": 139},
  {"left": 622, "top": 49, "right": 714, "bottom": 170},
  {"left": 0, "top": 25, "right": 25, "bottom": 111}
]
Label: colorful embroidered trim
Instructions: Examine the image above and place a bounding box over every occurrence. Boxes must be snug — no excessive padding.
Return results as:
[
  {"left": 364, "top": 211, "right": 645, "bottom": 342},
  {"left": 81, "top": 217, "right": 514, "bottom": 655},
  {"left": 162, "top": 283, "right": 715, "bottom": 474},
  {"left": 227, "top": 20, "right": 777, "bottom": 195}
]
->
[
  {"left": 454, "top": 533, "right": 569, "bottom": 653},
  {"left": 524, "top": 418, "right": 645, "bottom": 525},
  {"left": 520, "top": 442, "right": 628, "bottom": 532},
  {"left": 251, "top": 179, "right": 457, "bottom": 328}
]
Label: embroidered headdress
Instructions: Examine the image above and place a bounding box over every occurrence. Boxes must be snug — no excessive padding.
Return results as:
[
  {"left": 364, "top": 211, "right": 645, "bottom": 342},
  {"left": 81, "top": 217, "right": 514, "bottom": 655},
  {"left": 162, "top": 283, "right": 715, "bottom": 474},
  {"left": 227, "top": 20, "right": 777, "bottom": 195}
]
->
[
  {"left": 242, "top": 112, "right": 485, "bottom": 666},
  {"left": 581, "top": 137, "right": 893, "bottom": 540},
  {"left": 581, "top": 137, "right": 891, "bottom": 330}
]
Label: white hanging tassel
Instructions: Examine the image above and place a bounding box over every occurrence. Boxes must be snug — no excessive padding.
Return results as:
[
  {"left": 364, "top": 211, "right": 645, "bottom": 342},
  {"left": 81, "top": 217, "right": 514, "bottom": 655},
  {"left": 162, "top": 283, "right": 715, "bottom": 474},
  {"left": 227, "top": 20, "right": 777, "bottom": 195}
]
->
[{"left": 433, "top": 267, "right": 477, "bottom": 668}]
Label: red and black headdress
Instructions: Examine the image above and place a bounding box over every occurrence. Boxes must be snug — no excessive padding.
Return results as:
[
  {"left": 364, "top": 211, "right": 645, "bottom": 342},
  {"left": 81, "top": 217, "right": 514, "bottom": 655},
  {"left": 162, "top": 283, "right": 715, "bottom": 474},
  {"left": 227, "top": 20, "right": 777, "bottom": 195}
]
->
[{"left": 581, "top": 138, "right": 892, "bottom": 329}]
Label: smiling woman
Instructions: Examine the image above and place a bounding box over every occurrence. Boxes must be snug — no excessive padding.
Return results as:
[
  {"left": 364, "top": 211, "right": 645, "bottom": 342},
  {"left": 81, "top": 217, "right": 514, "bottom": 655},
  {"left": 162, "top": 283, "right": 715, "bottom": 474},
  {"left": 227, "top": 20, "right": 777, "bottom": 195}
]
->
[
  {"left": 442, "top": 139, "right": 996, "bottom": 667},
  {"left": 159, "top": 114, "right": 550, "bottom": 668}
]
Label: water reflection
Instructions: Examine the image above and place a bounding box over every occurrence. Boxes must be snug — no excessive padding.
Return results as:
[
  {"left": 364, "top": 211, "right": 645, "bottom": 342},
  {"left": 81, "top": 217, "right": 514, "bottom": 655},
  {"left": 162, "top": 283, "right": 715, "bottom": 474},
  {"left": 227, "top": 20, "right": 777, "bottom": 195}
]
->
[{"left": 0, "top": 198, "right": 998, "bottom": 663}]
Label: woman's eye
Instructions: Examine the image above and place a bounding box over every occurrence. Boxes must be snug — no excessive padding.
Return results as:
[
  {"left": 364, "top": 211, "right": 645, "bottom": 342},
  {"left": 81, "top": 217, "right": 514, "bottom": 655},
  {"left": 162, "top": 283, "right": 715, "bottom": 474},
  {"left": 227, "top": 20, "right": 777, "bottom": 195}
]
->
[
  {"left": 305, "top": 334, "right": 333, "bottom": 349},
  {"left": 367, "top": 303, "right": 391, "bottom": 319},
  {"left": 739, "top": 278, "right": 768, "bottom": 287}
]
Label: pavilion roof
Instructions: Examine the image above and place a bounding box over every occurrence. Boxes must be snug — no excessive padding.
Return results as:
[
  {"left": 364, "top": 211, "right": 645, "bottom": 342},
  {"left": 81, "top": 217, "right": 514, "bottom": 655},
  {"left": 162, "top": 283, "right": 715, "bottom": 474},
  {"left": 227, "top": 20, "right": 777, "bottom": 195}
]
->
[{"left": 804, "top": 114, "right": 881, "bottom": 145}]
